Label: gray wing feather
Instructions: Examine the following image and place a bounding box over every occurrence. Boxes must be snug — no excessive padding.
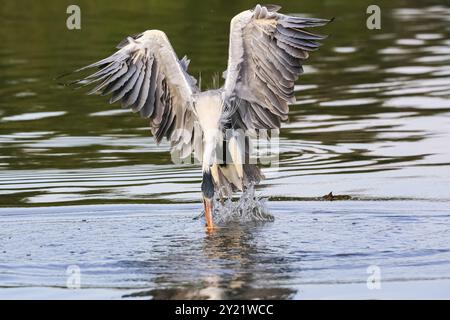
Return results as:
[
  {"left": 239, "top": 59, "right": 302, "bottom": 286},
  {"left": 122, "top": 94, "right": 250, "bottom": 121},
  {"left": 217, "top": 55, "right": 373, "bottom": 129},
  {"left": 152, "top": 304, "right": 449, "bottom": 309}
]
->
[
  {"left": 103, "top": 63, "right": 135, "bottom": 96},
  {"left": 87, "top": 64, "right": 125, "bottom": 95},
  {"left": 123, "top": 60, "right": 146, "bottom": 109},
  {"left": 223, "top": 4, "right": 330, "bottom": 130},
  {"left": 140, "top": 58, "right": 159, "bottom": 118},
  {"left": 134, "top": 57, "right": 153, "bottom": 112},
  {"left": 110, "top": 60, "right": 142, "bottom": 103},
  {"left": 68, "top": 30, "right": 199, "bottom": 154}
]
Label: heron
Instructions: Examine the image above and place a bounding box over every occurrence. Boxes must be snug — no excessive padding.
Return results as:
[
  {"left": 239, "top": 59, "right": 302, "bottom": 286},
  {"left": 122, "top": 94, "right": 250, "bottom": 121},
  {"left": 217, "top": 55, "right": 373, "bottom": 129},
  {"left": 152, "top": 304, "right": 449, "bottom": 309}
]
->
[{"left": 63, "top": 4, "right": 330, "bottom": 232}]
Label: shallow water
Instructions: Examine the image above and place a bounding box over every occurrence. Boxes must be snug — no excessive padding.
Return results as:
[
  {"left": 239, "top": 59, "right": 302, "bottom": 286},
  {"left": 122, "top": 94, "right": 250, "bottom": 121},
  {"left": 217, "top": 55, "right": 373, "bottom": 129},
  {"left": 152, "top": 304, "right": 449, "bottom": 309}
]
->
[
  {"left": 1, "top": 201, "right": 450, "bottom": 299},
  {"left": 1, "top": 0, "right": 450, "bottom": 299}
]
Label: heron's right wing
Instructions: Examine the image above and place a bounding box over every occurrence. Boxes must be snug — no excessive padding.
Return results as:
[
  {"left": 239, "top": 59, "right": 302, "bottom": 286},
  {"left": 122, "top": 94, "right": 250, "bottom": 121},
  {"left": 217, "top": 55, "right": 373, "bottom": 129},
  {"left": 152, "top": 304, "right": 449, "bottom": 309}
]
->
[
  {"left": 223, "top": 4, "right": 330, "bottom": 130},
  {"left": 67, "top": 30, "right": 199, "bottom": 156}
]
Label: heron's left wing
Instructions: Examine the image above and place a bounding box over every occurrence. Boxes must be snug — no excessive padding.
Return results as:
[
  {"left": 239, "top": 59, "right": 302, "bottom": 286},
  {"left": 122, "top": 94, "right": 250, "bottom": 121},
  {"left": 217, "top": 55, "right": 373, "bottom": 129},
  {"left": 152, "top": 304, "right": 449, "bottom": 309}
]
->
[
  {"left": 223, "top": 4, "right": 330, "bottom": 130},
  {"left": 66, "top": 30, "right": 199, "bottom": 156}
]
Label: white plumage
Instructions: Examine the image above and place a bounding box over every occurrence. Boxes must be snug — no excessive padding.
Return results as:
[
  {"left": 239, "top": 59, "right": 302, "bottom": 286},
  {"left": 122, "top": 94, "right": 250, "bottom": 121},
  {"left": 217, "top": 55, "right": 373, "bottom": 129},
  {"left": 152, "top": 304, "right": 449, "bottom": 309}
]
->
[{"left": 64, "top": 4, "right": 330, "bottom": 231}]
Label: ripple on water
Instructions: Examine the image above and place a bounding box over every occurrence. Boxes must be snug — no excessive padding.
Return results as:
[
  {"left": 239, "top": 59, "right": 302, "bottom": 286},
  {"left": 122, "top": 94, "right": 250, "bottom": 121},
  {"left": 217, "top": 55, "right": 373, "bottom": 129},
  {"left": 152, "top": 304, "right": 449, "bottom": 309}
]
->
[
  {"left": 1, "top": 112, "right": 66, "bottom": 122},
  {"left": 0, "top": 3, "right": 449, "bottom": 205},
  {"left": 1, "top": 1, "right": 450, "bottom": 299},
  {"left": 385, "top": 66, "right": 438, "bottom": 75},
  {"left": 1, "top": 201, "right": 450, "bottom": 299},
  {"left": 383, "top": 96, "right": 450, "bottom": 109}
]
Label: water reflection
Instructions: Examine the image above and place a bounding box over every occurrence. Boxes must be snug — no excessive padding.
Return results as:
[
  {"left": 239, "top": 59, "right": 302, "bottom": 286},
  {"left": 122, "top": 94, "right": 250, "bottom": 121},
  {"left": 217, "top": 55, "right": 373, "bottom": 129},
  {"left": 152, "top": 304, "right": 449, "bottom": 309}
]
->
[
  {"left": 2, "top": 201, "right": 449, "bottom": 299},
  {"left": 124, "top": 225, "right": 295, "bottom": 299},
  {"left": 2, "top": 1, "right": 450, "bottom": 299}
]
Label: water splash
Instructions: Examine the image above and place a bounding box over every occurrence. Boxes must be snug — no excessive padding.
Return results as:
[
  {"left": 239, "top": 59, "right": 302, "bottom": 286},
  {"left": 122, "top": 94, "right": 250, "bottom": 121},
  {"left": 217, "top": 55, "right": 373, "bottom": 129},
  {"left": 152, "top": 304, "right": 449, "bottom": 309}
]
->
[{"left": 195, "top": 184, "right": 274, "bottom": 225}]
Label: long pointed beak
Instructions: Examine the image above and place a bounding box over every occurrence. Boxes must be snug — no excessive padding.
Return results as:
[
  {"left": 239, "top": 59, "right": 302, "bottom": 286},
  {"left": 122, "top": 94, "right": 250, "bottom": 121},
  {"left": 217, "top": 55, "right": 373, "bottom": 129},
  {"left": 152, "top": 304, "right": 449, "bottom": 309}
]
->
[{"left": 203, "top": 197, "right": 215, "bottom": 232}]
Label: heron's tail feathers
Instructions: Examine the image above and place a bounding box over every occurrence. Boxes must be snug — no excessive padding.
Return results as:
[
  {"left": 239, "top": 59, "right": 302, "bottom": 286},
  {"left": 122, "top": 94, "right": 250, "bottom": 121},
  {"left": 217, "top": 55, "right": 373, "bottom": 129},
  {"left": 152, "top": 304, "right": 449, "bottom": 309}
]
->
[{"left": 211, "top": 163, "right": 264, "bottom": 198}]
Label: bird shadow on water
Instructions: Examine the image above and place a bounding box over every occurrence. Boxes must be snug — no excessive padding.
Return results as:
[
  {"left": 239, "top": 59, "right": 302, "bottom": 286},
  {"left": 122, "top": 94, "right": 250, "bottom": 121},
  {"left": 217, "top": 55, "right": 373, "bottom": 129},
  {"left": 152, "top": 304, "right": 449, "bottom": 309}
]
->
[{"left": 122, "top": 223, "right": 296, "bottom": 299}]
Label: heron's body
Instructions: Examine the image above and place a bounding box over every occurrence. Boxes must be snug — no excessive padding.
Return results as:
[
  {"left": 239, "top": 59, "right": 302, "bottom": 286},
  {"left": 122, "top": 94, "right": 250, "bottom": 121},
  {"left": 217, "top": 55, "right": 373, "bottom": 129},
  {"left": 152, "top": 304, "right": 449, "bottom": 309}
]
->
[
  {"left": 63, "top": 4, "right": 330, "bottom": 232},
  {"left": 195, "top": 91, "right": 223, "bottom": 172}
]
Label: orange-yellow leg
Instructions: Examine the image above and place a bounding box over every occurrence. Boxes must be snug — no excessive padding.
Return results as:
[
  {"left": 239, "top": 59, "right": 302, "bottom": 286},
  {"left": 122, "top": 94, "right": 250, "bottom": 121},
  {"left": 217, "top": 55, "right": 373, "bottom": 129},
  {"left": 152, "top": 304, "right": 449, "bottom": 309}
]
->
[{"left": 203, "top": 198, "right": 215, "bottom": 232}]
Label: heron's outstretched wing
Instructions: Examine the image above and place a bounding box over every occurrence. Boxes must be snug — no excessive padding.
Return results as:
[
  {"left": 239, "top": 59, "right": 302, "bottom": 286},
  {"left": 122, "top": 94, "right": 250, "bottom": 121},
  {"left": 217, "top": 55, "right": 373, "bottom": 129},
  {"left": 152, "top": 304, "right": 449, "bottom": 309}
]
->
[
  {"left": 223, "top": 4, "right": 330, "bottom": 130},
  {"left": 68, "top": 30, "right": 199, "bottom": 155}
]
